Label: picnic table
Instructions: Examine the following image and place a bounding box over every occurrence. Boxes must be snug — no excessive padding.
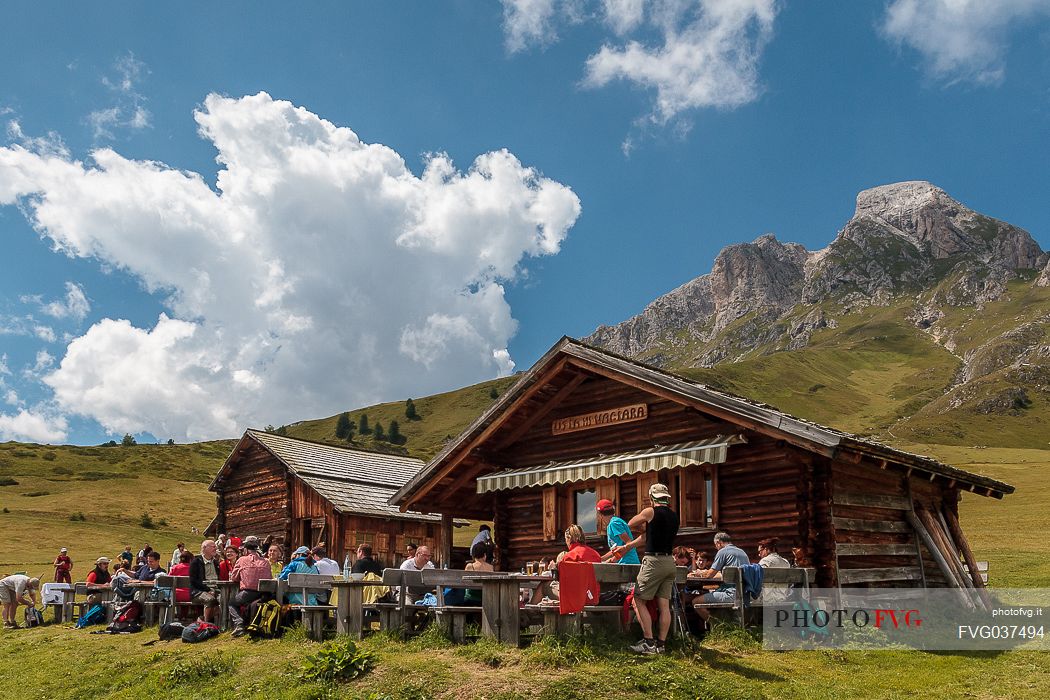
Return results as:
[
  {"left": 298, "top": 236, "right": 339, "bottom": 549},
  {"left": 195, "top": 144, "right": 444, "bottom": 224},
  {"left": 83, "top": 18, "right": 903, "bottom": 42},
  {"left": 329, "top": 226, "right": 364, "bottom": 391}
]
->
[
  {"left": 462, "top": 573, "right": 549, "bottom": 646},
  {"left": 331, "top": 578, "right": 387, "bottom": 639},
  {"left": 206, "top": 580, "right": 238, "bottom": 630}
]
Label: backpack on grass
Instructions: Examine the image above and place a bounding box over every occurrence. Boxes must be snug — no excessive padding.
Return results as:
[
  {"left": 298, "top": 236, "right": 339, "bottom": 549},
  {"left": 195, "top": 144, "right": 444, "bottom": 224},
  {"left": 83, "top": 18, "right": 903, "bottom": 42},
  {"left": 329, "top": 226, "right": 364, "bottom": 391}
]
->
[
  {"left": 158, "top": 621, "right": 185, "bottom": 640},
  {"left": 181, "top": 621, "right": 220, "bottom": 643},
  {"left": 104, "top": 600, "right": 143, "bottom": 633},
  {"left": 75, "top": 604, "right": 106, "bottom": 628},
  {"left": 24, "top": 606, "right": 44, "bottom": 628},
  {"left": 246, "top": 599, "right": 282, "bottom": 638}
]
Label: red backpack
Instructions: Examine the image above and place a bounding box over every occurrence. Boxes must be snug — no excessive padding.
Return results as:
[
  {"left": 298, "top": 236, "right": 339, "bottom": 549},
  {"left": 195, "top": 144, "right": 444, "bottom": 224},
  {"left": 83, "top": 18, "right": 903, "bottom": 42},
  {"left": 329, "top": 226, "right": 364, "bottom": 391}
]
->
[{"left": 181, "top": 621, "right": 220, "bottom": 643}]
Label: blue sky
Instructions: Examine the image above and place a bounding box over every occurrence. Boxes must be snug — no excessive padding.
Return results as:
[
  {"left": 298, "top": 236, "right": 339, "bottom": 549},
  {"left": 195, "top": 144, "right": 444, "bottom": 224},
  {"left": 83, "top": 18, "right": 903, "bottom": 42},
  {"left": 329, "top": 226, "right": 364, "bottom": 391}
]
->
[{"left": 1, "top": 1, "right": 1048, "bottom": 445}]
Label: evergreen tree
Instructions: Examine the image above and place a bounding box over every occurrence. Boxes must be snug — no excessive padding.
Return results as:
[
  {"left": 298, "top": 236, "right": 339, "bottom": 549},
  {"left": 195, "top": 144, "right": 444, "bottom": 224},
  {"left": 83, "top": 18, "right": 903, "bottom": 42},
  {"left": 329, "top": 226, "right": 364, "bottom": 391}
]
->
[
  {"left": 388, "top": 420, "right": 403, "bottom": 444},
  {"left": 166, "top": 438, "right": 175, "bottom": 446},
  {"left": 335, "top": 412, "right": 352, "bottom": 440},
  {"left": 121, "top": 433, "right": 137, "bottom": 446},
  {"left": 489, "top": 386, "right": 499, "bottom": 400},
  {"left": 405, "top": 398, "right": 419, "bottom": 420},
  {"left": 373, "top": 421, "right": 385, "bottom": 441},
  {"left": 358, "top": 414, "right": 371, "bottom": 435}
]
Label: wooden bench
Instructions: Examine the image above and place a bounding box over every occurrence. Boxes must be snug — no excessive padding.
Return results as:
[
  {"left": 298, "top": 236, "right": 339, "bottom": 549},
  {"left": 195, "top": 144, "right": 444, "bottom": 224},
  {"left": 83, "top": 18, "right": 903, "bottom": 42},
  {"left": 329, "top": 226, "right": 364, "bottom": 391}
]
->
[
  {"left": 963, "top": 561, "right": 989, "bottom": 584},
  {"left": 68, "top": 582, "right": 115, "bottom": 624},
  {"left": 420, "top": 569, "right": 484, "bottom": 642},
  {"left": 286, "top": 573, "right": 337, "bottom": 641},
  {"left": 382, "top": 568, "right": 431, "bottom": 637},
  {"left": 693, "top": 566, "right": 813, "bottom": 627}
]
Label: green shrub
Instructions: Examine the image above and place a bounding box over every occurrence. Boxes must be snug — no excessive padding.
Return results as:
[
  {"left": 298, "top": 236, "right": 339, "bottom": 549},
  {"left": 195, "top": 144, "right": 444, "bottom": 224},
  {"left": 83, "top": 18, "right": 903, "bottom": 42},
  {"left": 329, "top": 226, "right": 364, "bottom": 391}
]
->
[
  {"left": 0, "top": 478, "right": 18, "bottom": 486},
  {"left": 22, "top": 491, "right": 50, "bottom": 497},
  {"left": 51, "top": 466, "right": 72, "bottom": 475},
  {"left": 41, "top": 451, "right": 57, "bottom": 461},
  {"left": 1, "top": 507, "right": 8, "bottom": 514},
  {"left": 140, "top": 512, "right": 155, "bottom": 529},
  {"left": 300, "top": 637, "right": 376, "bottom": 682},
  {"left": 69, "top": 512, "right": 86, "bottom": 522}
]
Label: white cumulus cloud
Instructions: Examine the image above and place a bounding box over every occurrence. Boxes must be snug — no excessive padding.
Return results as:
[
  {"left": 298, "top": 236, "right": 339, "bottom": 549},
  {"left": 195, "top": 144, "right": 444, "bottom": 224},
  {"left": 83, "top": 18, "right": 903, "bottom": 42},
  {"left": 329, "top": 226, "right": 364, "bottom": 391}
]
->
[
  {"left": 502, "top": 0, "right": 779, "bottom": 128},
  {"left": 38, "top": 282, "right": 91, "bottom": 321},
  {"left": 88, "top": 52, "right": 152, "bottom": 140},
  {"left": 0, "top": 92, "right": 581, "bottom": 441},
  {"left": 0, "top": 408, "right": 68, "bottom": 443},
  {"left": 881, "top": 0, "right": 1050, "bottom": 85}
]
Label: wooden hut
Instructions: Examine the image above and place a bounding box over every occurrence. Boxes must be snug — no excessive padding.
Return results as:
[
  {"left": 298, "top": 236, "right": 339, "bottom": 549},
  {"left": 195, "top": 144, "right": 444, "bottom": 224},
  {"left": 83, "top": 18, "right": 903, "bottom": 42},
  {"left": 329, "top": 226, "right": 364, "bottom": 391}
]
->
[
  {"left": 391, "top": 337, "right": 1012, "bottom": 590},
  {"left": 210, "top": 429, "right": 448, "bottom": 567}
]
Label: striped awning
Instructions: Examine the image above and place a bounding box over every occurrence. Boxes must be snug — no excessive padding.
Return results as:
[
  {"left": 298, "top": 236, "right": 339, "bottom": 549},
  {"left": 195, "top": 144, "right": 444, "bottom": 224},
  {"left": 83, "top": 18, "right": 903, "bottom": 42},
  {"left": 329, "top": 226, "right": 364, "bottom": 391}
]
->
[{"left": 476, "top": 435, "right": 746, "bottom": 494}]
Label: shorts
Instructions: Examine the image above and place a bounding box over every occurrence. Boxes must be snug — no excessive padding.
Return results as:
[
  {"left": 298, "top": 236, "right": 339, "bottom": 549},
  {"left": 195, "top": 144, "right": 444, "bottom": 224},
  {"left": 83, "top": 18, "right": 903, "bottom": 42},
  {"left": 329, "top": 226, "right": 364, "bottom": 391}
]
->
[
  {"left": 190, "top": 590, "right": 218, "bottom": 605},
  {"left": 635, "top": 554, "right": 676, "bottom": 601},
  {"left": 0, "top": 585, "right": 14, "bottom": 604},
  {"left": 702, "top": 589, "right": 735, "bottom": 604}
]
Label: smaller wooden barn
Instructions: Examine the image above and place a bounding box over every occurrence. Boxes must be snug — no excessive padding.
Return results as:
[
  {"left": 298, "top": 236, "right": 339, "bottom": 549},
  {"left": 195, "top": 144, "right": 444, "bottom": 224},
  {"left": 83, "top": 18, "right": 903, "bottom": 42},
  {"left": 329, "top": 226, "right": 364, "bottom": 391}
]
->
[
  {"left": 391, "top": 337, "right": 1014, "bottom": 592},
  {"left": 209, "top": 429, "right": 448, "bottom": 567}
]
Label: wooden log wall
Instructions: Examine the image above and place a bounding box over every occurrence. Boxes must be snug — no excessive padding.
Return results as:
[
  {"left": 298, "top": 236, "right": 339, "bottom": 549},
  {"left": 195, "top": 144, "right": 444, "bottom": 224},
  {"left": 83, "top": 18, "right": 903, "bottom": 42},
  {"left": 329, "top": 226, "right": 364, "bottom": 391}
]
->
[
  {"left": 492, "top": 432, "right": 817, "bottom": 571},
  {"left": 830, "top": 458, "right": 925, "bottom": 588},
  {"left": 218, "top": 441, "right": 290, "bottom": 543}
]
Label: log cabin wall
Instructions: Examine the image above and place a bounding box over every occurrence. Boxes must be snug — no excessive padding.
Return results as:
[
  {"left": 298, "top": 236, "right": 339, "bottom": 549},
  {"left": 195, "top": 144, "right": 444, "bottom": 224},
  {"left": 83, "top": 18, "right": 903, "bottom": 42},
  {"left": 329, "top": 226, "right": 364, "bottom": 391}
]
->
[
  {"left": 218, "top": 441, "right": 290, "bottom": 543},
  {"left": 492, "top": 430, "right": 819, "bottom": 571},
  {"left": 908, "top": 474, "right": 961, "bottom": 588},
  {"left": 829, "top": 457, "right": 928, "bottom": 588}
]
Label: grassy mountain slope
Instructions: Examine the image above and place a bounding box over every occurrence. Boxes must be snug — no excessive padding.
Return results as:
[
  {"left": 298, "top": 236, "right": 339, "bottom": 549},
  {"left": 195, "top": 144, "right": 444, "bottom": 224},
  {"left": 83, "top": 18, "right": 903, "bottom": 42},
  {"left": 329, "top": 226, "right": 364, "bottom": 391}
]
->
[{"left": 0, "top": 440, "right": 233, "bottom": 577}]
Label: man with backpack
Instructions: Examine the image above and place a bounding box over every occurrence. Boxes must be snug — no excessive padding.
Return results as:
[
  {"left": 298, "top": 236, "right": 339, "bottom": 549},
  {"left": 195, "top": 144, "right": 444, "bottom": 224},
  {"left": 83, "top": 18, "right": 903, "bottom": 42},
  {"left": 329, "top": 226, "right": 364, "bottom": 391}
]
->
[
  {"left": 228, "top": 535, "right": 271, "bottom": 637},
  {"left": 0, "top": 574, "right": 40, "bottom": 628}
]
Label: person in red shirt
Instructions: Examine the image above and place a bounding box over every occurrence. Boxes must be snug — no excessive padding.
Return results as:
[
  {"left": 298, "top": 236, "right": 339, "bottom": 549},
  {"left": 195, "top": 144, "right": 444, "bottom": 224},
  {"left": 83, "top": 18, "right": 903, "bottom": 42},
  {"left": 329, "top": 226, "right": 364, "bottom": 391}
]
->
[
  {"left": 219, "top": 544, "right": 239, "bottom": 580},
  {"left": 53, "top": 547, "right": 72, "bottom": 584},
  {"left": 561, "top": 524, "right": 601, "bottom": 563},
  {"left": 169, "top": 550, "right": 195, "bottom": 603}
]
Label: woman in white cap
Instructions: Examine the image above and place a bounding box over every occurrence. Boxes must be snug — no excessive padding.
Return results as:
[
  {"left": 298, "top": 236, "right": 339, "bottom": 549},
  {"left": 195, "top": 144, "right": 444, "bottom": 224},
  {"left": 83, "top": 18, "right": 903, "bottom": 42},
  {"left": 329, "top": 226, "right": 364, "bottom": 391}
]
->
[
  {"left": 53, "top": 547, "right": 72, "bottom": 584},
  {"left": 0, "top": 574, "right": 40, "bottom": 628}
]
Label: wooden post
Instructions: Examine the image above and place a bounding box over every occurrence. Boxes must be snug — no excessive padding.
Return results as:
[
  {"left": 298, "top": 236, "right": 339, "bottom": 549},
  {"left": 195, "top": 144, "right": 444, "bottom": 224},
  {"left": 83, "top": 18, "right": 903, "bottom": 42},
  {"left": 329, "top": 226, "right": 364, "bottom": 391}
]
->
[
  {"left": 440, "top": 513, "right": 453, "bottom": 568},
  {"left": 906, "top": 511, "right": 972, "bottom": 609},
  {"left": 942, "top": 506, "right": 993, "bottom": 609}
]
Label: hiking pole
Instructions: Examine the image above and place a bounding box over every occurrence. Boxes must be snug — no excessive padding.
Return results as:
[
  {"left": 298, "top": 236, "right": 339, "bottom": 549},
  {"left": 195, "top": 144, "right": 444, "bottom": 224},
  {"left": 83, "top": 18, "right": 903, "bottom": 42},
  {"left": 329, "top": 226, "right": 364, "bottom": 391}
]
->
[{"left": 670, "top": 581, "right": 690, "bottom": 640}]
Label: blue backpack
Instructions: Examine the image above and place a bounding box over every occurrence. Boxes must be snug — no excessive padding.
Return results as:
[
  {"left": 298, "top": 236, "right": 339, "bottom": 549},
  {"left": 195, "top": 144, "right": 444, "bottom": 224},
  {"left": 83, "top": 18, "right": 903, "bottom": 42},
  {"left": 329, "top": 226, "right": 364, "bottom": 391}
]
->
[{"left": 75, "top": 604, "right": 106, "bottom": 628}]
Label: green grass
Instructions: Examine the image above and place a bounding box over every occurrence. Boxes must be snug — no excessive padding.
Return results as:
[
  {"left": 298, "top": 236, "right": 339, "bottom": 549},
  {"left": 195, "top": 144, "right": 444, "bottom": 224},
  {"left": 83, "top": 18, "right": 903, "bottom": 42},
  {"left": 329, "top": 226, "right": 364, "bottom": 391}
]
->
[{"left": 1, "top": 619, "right": 1048, "bottom": 699}]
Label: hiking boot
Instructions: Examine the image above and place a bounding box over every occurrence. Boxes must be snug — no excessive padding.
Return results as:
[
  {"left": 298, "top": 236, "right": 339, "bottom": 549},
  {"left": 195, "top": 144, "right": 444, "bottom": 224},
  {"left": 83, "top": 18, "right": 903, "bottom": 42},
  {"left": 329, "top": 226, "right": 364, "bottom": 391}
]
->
[{"left": 629, "top": 638, "right": 656, "bottom": 654}]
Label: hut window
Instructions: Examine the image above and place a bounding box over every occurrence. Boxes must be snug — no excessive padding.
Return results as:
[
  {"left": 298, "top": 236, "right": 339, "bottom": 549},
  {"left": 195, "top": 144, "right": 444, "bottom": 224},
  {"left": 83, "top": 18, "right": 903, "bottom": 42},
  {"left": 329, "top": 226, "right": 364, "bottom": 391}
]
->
[
  {"left": 680, "top": 466, "right": 718, "bottom": 528},
  {"left": 574, "top": 488, "right": 598, "bottom": 533}
]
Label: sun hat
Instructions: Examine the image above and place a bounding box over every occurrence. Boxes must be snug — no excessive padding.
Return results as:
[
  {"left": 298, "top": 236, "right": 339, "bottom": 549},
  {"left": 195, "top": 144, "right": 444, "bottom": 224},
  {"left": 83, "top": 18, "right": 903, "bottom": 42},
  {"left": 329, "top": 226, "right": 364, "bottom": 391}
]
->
[
  {"left": 60, "top": 547, "right": 68, "bottom": 553},
  {"left": 96, "top": 556, "right": 110, "bottom": 565},
  {"left": 648, "top": 483, "right": 671, "bottom": 502},
  {"left": 292, "top": 546, "right": 310, "bottom": 557}
]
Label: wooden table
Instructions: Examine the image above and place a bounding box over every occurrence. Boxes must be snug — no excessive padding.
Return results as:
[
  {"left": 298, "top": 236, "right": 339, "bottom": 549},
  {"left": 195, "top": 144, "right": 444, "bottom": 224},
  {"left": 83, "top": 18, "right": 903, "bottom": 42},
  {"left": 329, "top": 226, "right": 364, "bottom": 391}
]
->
[
  {"left": 331, "top": 579, "right": 387, "bottom": 639},
  {"left": 463, "top": 573, "right": 549, "bottom": 646},
  {"left": 206, "top": 580, "right": 238, "bottom": 630},
  {"left": 124, "top": 580, "right": 157, "bottom": 625}
]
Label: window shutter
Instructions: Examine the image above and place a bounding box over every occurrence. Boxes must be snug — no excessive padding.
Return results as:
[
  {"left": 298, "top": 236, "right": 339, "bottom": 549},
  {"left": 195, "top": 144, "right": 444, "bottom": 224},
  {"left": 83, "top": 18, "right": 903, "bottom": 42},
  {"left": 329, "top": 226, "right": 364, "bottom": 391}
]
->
[
  {"left": 542, "top": 487, "right": 557, "bottom": 541},
  {"left": 635, "top": 472, "right": 659, "bottom": 512}
]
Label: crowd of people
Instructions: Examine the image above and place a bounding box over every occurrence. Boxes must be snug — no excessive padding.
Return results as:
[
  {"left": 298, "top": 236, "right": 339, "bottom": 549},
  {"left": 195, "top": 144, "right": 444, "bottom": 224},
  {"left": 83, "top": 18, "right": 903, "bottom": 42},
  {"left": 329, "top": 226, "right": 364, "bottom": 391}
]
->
[{"left": 4, "top": 495, "right": 807, "bottom": 647}]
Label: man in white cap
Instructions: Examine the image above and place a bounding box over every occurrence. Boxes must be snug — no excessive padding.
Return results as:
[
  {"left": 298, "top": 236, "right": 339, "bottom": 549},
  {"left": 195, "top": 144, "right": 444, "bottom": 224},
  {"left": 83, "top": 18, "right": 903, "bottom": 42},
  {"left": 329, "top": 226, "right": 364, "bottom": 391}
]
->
[
  {"left": 610, "top": 482, "right": 679, "bottom": 654},
  {"left": 0, "top": 574, "right": 40, "bottom": 628}
]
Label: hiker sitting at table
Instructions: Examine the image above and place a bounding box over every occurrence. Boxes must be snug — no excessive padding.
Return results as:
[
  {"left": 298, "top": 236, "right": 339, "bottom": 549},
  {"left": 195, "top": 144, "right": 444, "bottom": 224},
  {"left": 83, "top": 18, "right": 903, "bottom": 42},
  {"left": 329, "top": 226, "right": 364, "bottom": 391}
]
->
[
  {"left": 220, "top": 544, "right": 239, "bottom": 580},
  {"left": 169, "top": 550, "right": 195, "bottom": 603},
  {"left": 444, "top": 541, "right": 493, "bottom": 606},
  {"left": 189, "top": 539, "right": 222, "bottom": 621},
  {"left": 398, "top": 544, "right": 435, "bottom": 604},
  {"left": 279, "top": 546, "right": 318, "bottom": 580},
  {"left": 352, "top": 543, "right": 383, "bottom": 577},
  {"left": 229, "top": 535, "right": 271, "bottom": 637},
  {"left": 135, "top": 551, "right": 166, "bottom": 581},
  {"left": 54, "top": 547, "right": 72, "bottom": 584},
  {"left": 596, "top": 499, "right": 640, "bottom": 565},
  {"left": 118, "top": 546, "right": 134, "bottom": 569},
  {"left": 136, "top": 544, "right": 151, "bottom": 568},
  {"left": 404, "top": 542, "right": 418, "bottom": 562},
  {"left": 86, "top": 556, "right": 112, "bottom": 587},
  {"left": 111, "top": 560, "right": 137, "bottom": 602},
  {"left": 265, "top": 544, "right": 284, "bottom": 579},
  {"left": 169, "top": 542, "right": 187, "bottom": 569},
  {"left": 756, "top": 537, "right": 790, "bottom": 604},
  {"left": 312, "top": 546, "right": 340, "bottom": 576},
  {"left": 693, "top": 531, "right": 751, "bottom": 623},
  {"left": 673, "top": 546, "right": 696, "bottom": 572},
  {"left": 0, "top": 574, "right": 40, "bottom": 629}
]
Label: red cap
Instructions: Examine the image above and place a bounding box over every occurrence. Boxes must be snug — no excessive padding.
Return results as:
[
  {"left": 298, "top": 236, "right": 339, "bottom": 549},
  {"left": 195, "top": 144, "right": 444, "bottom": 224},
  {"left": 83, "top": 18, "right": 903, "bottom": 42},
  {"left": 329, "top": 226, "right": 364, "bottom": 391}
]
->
[{"left": 596, "top": 499, "right": 615, "bottom": 513}]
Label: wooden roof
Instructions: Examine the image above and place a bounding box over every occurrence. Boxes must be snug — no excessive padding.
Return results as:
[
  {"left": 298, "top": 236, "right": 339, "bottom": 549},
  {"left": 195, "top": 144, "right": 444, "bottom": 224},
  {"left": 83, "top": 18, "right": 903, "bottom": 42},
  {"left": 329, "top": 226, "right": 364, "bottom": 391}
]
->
[
  {"left": 390, "top": 337, "right": 1014, "bottom": 509},
  {"left": 212, "top": 429, "right": 442, "bottom": 523}
]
